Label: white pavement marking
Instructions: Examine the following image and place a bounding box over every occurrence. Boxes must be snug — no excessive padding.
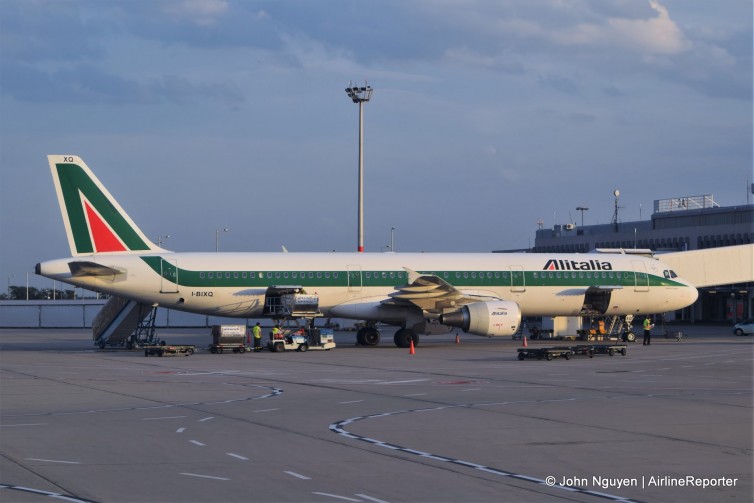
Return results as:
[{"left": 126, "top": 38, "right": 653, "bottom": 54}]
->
[
  {"left": 356, "top": 494, "right": 391, "bottom": 503},
  {"left": 339, "top": 400, "right": 365, "bottom": 404},
  {"left": 142, "top": 416, "right": 187, "bottom": 421},
  {"left": 311, "top": 492, "right": 360, "bottom": 502},
  {"left": 198, "top": 416, "right": 214, "bottom": 422},
  {"left": 226, "top": 453, "right": 248, "bottom": 460},
  {"left": 189, "top": 440, "right": 205, "bottom": 447},
  {"left": 0, "top": 423, "right": 48, "bottom": 427},
  {"left": 180, "top": 473, "right": 230, "bottom": 481},
  {"left": 176, "top": 428, "right": 186, "bottom": 433},
  {"left": 252, "top": 408, "right": 279, "bottom": 413},
  {"left": 284, "top": 471, "right": 311, "bottom": 480},
  {"left": 378, "top": 379, "right": 429, "bottom": 385},
  {"left": 26, "top": 458, "right": 81, "bottom": 464}
]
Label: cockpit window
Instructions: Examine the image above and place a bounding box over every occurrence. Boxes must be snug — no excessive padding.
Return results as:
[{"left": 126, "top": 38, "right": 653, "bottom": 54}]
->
[{"left": 663, "top": 270, "right": 678, "bottom": 279}]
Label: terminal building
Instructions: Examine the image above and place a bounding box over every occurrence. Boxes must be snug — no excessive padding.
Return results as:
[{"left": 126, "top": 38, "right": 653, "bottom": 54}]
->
[{"left": 531, "top": 195, "right": 754, "bottom": 323}]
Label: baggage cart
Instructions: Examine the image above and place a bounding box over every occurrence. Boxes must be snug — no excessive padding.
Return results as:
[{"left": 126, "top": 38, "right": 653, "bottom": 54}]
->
[
  {"left": 209, "top": 325, "right": 250, "bottom": 354},
  {"left": 591, "top": 343, "right": 628, "bottom": 356},
  {"left": 144, "top": 344, "right": 195, "bottom": 357},
  {"left": 517, "top": 346, "right": 574, "bottom": 361}
]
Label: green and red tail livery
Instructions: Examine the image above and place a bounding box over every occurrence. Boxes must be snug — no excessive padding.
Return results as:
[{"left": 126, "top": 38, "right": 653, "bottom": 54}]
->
[{"left": 48, "top": 155, "right": 161, "bottom": 256}]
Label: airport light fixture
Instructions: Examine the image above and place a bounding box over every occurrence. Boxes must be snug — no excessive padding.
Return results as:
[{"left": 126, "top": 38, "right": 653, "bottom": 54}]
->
[
  {"left": 390, "top": 226, "right": 396, "bottom": 252},
  {"left": 215, "top": 227, "right": 229, "bottom": 252},
  {"left": 576, "top": 206, "right": 589, "bottom": 227},
  {"left": 611, "top": 190, "right": 621, "bottom": 232},
  {"left": 345, "top": 82, "right": 373, "bottom": 253}
]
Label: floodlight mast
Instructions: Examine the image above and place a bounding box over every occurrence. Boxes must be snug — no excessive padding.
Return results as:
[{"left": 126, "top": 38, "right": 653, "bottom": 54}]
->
[{"left": 345, "top": 82, "right": 373, "bottom": 252}]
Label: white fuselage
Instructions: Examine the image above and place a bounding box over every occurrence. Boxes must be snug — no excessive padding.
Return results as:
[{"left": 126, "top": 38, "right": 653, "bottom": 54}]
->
[{"left": 37, "top": 251, "right": 699, "bottom": 322}]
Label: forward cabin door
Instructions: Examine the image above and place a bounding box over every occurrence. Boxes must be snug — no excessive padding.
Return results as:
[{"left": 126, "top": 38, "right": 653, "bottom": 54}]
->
[{"left": 632, "top": 261, "right": 650, "bottom": 292}]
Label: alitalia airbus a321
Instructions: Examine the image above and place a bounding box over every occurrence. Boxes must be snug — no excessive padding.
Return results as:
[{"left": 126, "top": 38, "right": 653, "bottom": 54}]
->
[{"left": 36, "top": 155, "right": 699, "bottom": 347}]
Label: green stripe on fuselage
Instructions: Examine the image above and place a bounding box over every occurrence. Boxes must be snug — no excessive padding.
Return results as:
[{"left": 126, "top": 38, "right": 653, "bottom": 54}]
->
[{"left": 141, "top": 256, "right": 685, "bottom": 290}]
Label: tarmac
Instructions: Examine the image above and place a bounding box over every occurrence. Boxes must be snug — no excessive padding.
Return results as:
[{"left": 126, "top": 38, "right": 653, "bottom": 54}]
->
[{"left": 0, "top": 325, "right": 752, "bottom": 503}]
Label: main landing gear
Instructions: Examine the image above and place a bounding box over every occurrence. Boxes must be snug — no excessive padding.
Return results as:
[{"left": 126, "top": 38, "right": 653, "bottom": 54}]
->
[
  {"left": 355, "top": 326, "right": 419, "bottom": 348},
  {"left": 393, "top": 328, "right": 418, "bottom": 349},
  {"left": 356, "top": 325, "right": 380, "bottom": 346}
]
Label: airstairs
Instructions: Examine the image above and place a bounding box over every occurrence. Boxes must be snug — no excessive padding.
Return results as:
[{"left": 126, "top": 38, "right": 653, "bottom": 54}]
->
[{"left": 92, "top": 296, "right": 157, "bottom": 348}]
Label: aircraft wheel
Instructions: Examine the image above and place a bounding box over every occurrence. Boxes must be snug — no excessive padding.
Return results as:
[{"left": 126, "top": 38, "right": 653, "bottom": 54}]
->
[
  {"left": 362, "top": 327, "right": 380, "bottom": 346},
  {"left": 357, "top": 327, "right": 380, "bottom": 346},
  {"left": 394, "top": 328, "right": 416, "bottom": 348},
  {"left": 625, "top": 332, "right": 636, "bottom": 342}
]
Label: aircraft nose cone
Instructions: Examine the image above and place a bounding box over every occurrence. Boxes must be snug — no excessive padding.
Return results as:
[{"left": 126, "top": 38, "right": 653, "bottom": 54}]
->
[{"left": 688, "top": 285, "right": 699, "bottom": 304}]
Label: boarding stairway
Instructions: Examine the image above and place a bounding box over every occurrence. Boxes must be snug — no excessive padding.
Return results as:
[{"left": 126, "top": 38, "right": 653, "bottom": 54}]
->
[{"left": 92, "top": 296, "right": 158, "bottom": 348}]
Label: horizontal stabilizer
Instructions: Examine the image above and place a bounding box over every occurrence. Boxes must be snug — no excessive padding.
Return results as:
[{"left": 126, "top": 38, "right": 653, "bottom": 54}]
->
[{"left": 69, "top": 261, "right": 124, "bottom": 277}]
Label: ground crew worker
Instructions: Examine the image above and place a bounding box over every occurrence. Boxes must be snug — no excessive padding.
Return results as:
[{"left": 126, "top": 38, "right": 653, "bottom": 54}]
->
[
  {"left": 271, "top": 325, "right": 282, "bottom": 341},
  {"left": 643, "top": 316, "right": 654, "bottom": 345},
  {"left": 252, "top": 322, "right": 262, "bottom": 352}
]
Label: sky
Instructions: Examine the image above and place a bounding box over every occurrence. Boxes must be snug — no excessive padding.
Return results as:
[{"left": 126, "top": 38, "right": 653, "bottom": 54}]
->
[{"left": 1, "top": 0, "right": 752, "bottom": 289}]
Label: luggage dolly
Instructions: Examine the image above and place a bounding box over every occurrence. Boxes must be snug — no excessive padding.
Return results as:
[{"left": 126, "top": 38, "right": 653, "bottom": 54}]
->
[
  {"left": 517, "top": 346, "right": 574, "bottom": 361},
  {"left": 591, "top": 343, "right": 628, "bottom": 356},
  {"left": 144, "top": 343, "right": 195, "bottom": 357}
]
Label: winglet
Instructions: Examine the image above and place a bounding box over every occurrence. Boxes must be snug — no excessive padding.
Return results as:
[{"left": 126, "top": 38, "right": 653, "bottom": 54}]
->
[{"left": 48, "top": 155, "right": 164, "bottom": 256}]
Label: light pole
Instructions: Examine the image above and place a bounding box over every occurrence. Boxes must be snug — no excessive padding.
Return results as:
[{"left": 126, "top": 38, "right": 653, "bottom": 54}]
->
[
  {"left": 7, "top": 274, "right": 14, "bottom": 299},
  {"left": 345, "top": 82, "right": 373, "bottom": 253},
  {"left": 390, "top": 227, "right": 396, "bottom": 252},
  {"left": 611, "top": 189, "right": 621, "bottom": 232},
  {"left": 215, "top": 227, "right": 229, "bottom": 252},
  {"left": 576, "top": 206, "right": 589, "bottom": 227}
]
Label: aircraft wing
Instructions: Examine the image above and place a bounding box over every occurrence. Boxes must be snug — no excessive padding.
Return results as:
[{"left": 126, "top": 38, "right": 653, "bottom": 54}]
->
[{"left": 384, "top": 267, "right": 500, "bottom": 313}]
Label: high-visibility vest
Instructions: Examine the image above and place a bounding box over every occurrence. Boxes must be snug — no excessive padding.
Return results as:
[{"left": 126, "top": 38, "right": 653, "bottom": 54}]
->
[{"left": 252, "top": 325, "right": 262, "bottom": 339}]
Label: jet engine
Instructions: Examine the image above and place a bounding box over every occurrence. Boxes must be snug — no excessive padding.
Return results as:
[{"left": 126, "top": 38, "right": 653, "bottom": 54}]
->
[{"left": 439, "top": 300, "right": 521, "bottom": 337}]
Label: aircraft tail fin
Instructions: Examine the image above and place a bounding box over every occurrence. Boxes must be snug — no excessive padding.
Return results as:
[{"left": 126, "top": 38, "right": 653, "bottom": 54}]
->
[{"left": 48, "top": 155, "right": 163, "bottom": 256}]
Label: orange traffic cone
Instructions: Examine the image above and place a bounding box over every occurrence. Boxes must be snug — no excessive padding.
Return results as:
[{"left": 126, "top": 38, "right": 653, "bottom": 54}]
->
[
  {"left": 523, "top": 336, "right": 528, "bottom": 348},
  {"left": 455, "top": 333, "right": 460, "bottom": 344},
  {"left": 409, "top": 339, "right": 416, "bottom": 355}
]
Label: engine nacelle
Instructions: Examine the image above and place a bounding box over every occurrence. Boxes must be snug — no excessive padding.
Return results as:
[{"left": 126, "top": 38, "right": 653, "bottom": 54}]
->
[{"left": 439, "top": 300, "right": 522, "bottom": 337}]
